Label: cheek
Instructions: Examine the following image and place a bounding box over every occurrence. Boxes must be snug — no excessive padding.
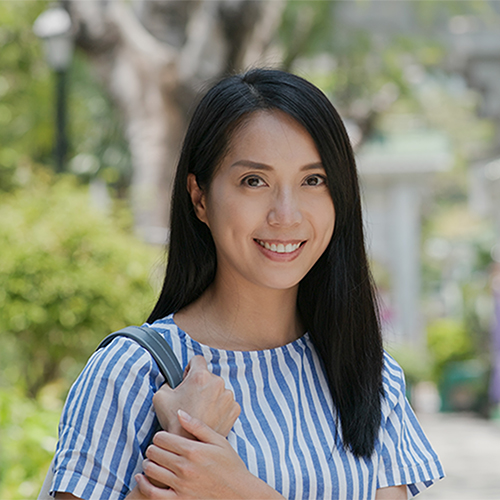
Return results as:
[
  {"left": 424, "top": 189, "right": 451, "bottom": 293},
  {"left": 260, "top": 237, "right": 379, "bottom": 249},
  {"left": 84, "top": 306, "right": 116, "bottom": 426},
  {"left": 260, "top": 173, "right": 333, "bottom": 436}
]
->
[
  {"left": 205, "top": 192, "right": 254, "bottom": 244},
  {"left": 314, "top": 205, "right": 335, "bottom": 256},
  {"left": 328, "top": 206, "right": 336, "bottom": 236},
  {"left": 313, "top": 197, "right": 335, "bottom": 240},
  {"left": 322, "top": 214, "right": 335, "bottom": 249}
]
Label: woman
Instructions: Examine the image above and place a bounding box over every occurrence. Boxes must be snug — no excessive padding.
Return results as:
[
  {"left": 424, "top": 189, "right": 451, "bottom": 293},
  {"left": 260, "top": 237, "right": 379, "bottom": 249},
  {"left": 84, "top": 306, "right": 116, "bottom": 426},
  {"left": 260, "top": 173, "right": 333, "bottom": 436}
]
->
[{"left": 51, "top": 69, "right": 443, "bottom": 499}]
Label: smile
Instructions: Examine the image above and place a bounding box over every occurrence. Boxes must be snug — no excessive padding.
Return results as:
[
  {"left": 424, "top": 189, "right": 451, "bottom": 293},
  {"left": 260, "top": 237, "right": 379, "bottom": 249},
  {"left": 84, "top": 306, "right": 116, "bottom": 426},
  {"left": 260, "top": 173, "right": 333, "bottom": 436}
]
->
[{"left": 255, "top": 239, "right": 304, "bottom": 254}]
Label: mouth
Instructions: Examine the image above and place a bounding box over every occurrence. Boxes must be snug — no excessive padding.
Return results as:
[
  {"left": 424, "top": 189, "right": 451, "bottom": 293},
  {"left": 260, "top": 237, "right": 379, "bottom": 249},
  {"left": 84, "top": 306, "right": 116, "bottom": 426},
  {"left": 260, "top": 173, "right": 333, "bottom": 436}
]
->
[{"left": 254, "top": 239, "right": 305, "bottom": 254}]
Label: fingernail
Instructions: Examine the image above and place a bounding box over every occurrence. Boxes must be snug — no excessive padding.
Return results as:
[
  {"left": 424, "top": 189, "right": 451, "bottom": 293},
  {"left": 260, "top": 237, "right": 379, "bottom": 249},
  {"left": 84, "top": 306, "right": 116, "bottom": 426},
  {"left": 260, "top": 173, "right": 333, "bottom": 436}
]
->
[{"left": 178, "top": 409, "right": 191, "bottom": 421}]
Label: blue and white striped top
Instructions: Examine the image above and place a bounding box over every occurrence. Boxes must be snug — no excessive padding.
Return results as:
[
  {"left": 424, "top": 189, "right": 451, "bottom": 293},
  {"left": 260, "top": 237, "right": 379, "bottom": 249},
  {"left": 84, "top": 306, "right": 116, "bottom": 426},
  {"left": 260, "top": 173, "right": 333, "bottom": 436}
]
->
[{"left": 51, "top": 314, "right": 444, "bottom": 499}]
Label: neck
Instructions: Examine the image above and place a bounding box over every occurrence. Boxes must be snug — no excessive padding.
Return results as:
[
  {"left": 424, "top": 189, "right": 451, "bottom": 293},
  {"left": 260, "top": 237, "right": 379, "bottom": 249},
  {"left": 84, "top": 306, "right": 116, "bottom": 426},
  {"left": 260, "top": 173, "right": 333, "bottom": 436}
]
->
[{"left": 175, "top": 274, "right": 303, "bottom": 351}]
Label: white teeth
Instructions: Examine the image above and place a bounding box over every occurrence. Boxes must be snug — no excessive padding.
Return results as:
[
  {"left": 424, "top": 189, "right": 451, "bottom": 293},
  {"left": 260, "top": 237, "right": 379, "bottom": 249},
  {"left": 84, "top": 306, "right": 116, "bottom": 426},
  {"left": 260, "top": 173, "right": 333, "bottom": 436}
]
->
[{"left": 257, "top": 240, "right": 301, "bottom": 253}]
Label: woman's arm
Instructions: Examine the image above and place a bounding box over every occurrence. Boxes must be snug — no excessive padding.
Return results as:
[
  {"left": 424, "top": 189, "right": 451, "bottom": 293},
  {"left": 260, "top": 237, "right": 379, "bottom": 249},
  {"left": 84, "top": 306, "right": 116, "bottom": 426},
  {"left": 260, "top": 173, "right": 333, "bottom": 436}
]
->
[
  {"left": 55, "top": 488, "right": 148, "bottom": 499},
  {"left": 375, "top": 485, "right": 407, "bottom": 499},
  {"left": 136, "top": 411, "right": 285, "bottom": 499},
  {"left": 53, "top": 355, "right": 239, "bottom": 499}
]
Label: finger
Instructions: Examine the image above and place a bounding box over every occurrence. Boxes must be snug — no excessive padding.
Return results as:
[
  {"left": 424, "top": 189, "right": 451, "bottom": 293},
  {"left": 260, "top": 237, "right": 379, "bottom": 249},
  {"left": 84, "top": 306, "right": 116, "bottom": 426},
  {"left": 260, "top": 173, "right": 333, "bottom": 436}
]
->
[
  {"left": 183, "top": 359, "right": 225, "bottom": 395},
  {"left": 148, "top": 476, "right": 170, "bottom": 490},
  {"left": 181, "top": 357, "right": 196, "bottom": 379},
  {"left": 152, "top": 385, "right": 174, "bottom": 416},
  {"left": 229, "top": 399, "right": 241, "bottom": 422},
  {"left": 135, "top": 474, "right": 177, "bottom": 499},
  {"left": 143, "top": 458, "right": 178, "bottom": 487},
  {"left": 153, "top": 382, "right": 174, "bottom": 399},
  {"left": 152, "top": 430, "right": 195, "bottom": 454},
  {"left": 146, "top": 444, "right": 183, "bottom": 473},
  {"left": 185, "top": 355, "right": 208, "bottom": 373},
  {"left": 177, "top": 409, "right": 224, "bottom": 445},
  {"left": 179, "top": 355, "right": 209, "bottom": 385}
]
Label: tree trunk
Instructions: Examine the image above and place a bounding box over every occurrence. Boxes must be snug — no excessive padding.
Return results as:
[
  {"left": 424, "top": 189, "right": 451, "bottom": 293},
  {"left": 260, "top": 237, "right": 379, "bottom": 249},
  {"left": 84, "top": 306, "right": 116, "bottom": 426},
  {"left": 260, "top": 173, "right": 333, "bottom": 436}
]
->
[{"left": 67, "top": 0, "right": 285, "bottom": 242}]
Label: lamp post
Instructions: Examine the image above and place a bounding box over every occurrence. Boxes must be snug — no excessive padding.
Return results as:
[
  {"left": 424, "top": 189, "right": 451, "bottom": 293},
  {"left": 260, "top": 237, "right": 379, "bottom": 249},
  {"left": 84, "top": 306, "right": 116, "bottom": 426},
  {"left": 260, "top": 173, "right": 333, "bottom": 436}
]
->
[{"left": 33, "top": 5, "right": 74, "bottom": 173}]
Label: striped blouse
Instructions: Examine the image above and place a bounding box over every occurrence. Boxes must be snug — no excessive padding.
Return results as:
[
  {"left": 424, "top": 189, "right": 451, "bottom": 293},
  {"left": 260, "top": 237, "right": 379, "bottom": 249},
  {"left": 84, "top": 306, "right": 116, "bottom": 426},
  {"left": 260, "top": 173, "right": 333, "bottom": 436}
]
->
[{"left": 51, "top": 314, "right": 444, "bottom": 499}]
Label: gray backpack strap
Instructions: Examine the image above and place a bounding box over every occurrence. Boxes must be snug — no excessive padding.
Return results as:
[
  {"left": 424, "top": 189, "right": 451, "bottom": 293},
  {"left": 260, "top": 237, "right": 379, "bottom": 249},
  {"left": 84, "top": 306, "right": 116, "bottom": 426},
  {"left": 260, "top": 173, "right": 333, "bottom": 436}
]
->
[{"left": 97, "top": 325, "right": 183, "bottom": 389}]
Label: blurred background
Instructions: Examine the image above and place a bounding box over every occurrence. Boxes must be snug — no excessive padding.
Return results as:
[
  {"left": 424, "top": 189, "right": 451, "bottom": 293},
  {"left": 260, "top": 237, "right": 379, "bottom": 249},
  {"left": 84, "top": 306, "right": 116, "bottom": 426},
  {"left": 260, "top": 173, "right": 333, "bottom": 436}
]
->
[{"left": 1, "top": 0, "right": 500, "bottom": 498}]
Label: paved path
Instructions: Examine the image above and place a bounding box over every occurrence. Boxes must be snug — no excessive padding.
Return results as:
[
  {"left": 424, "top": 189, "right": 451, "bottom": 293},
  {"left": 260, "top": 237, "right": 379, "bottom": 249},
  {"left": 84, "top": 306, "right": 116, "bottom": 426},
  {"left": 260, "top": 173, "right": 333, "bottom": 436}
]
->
[{"left": 417, "top": 413, "right": 500, "bottom": 500}]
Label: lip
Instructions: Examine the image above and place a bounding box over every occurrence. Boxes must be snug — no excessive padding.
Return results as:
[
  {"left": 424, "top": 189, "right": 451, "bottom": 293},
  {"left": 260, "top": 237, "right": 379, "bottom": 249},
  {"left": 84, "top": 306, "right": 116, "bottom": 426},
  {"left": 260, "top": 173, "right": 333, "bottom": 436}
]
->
[{"left": 253, "top": 238, "right": 306, "bottom": 262}]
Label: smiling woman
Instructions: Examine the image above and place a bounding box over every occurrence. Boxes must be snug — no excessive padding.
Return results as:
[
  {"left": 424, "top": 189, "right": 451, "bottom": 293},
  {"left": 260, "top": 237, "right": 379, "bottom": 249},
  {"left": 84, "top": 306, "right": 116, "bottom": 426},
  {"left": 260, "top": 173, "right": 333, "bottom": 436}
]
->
[
  {"left": 185, "top": 110, "right": 335, "bottom": 313},
  {"left": 48, "top": 69, "right": 444, "bottom": 500}
]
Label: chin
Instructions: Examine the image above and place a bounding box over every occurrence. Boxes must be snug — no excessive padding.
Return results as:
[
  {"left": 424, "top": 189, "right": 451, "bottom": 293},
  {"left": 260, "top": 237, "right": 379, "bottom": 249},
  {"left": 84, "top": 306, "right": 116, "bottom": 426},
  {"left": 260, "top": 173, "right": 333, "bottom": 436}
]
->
[{"left": 258, "top": 277, "right": 303, "bottom": 291}]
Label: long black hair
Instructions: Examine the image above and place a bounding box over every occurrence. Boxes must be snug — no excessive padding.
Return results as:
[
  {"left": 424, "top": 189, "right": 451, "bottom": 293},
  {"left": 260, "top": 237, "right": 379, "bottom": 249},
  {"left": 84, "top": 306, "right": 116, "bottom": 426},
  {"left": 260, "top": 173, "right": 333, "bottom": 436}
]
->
[{"left": 148, "top": 69, "right": 384, "bottom": 458}]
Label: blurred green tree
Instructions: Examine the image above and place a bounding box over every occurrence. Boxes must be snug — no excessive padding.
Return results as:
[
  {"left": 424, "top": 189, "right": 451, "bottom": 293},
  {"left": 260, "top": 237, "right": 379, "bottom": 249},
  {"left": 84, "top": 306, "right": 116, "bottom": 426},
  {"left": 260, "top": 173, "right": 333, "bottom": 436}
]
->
[
  {"left": 0, "top": 1, "right": 52, "bottom": 190},
  {"left": 0, "top": 0, "right": 132, "bottom": 195},
  {"left": 280, "top": 0, "right": 496, "bottom": 146},
  {"left": 0, "top": 385, "right": 62, "bottom": 499},
  {"left": 0, "top": 169, "right": 158, "bottom": 397},
  {"left": 427, "top": 318, "right": 474, "bottom": 382},
  {"left": 66, "top": 0, "right": 286, "bottom": 237}
]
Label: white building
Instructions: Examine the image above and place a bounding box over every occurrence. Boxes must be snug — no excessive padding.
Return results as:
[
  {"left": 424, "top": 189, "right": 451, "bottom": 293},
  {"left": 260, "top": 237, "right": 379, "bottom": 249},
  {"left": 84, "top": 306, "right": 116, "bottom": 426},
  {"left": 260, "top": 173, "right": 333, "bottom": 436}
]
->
[{"left": 357, "top": 131, "right": 452, "bottom": 344}]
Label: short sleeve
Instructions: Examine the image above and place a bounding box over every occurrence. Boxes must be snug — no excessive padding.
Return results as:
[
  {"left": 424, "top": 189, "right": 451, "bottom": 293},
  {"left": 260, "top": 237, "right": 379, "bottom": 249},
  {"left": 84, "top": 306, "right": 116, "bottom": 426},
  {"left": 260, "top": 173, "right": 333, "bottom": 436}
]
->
[
  {"left": 51, "top": 337, "right": 163, "bottom": 500},
  {"left": 377, "top": 353, "right": 445, "bottom": 497}
]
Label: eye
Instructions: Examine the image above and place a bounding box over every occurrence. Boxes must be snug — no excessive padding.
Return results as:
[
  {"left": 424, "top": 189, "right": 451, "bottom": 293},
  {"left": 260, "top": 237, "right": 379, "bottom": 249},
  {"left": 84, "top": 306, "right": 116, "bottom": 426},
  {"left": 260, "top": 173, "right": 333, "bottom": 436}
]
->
[
  {"left": 303, "top": 174, "right": 327, "bottom": 187},
  {"left": 242, "top": 175, "right": 266, "bottom": 188}
]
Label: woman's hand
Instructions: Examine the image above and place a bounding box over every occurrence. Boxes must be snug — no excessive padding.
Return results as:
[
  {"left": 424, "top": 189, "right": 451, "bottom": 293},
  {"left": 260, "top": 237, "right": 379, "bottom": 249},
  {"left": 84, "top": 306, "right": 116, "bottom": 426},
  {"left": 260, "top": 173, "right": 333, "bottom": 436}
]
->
[
  {"left": 153, "top": 356, "right": 240, "bottom": 439},
  {"left": 136, "top": 410, "right": 285, "bottom": 499}
]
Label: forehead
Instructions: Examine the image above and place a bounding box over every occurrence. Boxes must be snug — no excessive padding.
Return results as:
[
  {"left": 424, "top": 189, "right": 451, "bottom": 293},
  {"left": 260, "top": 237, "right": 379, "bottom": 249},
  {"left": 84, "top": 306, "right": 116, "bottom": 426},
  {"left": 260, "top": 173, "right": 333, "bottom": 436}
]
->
[{"left": 225, "top": 110, "right": 321, "bottom": 165}]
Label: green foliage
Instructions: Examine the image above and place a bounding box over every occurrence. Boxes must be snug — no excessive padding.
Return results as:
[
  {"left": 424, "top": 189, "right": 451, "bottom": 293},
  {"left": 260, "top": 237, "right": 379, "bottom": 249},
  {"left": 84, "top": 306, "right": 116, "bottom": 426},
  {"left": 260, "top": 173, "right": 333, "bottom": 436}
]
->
[
  {"left": 0, "top": 0, "right": 132, "bottom": 194},
  {"left": 426, "top": 318, "right": 474, "bottom": 383},
  {"left": 421, "top": 193, "right": 495, "bottom": 379},
  {"left": 0, "top": 0, "right": 52, "bottom": 190},
  {"left": 388, "top": 346, "right": 432, "bottom": 389},
  {"left": 279, "top": 0, "right": 333, "bottom": 70},
  {"left": 67, "top": 54, "right": 133, "bottom": 193},
  {"left": 0, "top": 385, "right": 62, "bottom": 499},
  {"left": 0, "top": 3, "right": 156, "bottom": 493},
  {"left": 0, "top": 169, "right": 158, "bottom": 397}
]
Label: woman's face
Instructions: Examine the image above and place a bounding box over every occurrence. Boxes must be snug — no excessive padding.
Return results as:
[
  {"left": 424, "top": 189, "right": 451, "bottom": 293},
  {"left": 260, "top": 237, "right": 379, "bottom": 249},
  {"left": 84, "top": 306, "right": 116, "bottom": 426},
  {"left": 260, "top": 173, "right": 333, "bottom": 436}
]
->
[{"left": 189, "top": 110, "right": 335, "bottom": 292}]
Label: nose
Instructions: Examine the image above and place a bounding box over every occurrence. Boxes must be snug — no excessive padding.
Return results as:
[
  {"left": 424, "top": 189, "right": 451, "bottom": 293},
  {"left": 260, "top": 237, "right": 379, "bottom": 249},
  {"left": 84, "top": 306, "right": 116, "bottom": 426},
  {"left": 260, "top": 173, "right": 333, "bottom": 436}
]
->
[{"left": 267, "top": 187, "right": 302, "bottom": 227}]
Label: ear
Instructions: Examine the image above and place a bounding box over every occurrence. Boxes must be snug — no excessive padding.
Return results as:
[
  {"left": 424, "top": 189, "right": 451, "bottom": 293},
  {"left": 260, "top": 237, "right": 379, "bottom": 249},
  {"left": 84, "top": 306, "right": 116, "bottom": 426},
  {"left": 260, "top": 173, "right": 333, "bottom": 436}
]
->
[{"left": 187, "top": 173, "right": 209, "bottom": 225}]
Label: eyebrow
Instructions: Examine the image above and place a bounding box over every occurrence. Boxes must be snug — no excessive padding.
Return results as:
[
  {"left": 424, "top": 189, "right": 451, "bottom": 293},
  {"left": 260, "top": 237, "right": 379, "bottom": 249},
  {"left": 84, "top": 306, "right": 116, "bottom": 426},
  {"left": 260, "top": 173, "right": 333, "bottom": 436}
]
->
[{"left": 230, "top": 160, "right": 324, "bottom": 171}]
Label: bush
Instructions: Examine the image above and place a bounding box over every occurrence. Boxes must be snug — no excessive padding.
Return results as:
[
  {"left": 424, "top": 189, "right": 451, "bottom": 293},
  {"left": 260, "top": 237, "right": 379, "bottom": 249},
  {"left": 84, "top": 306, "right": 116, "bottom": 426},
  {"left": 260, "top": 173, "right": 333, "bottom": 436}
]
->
[
  {"left": 426, "top": 317, "right": 474, "bottom": 384},
  {"left": 0, "top": 386, "right": 62, "bottom": 499},
  {"left": 427, "top": 318, "right": 490, "bottom": 412},
  {"left": 0, "top": 171, "right": 159, "bottom": 396}
]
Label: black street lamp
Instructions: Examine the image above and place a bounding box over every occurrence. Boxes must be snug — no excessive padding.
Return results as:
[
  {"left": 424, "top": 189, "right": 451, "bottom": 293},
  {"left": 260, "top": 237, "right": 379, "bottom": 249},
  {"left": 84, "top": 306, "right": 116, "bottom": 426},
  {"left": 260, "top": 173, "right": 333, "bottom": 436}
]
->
[{"left": 33, "top": 5, "right": 74, "bottom": 173}]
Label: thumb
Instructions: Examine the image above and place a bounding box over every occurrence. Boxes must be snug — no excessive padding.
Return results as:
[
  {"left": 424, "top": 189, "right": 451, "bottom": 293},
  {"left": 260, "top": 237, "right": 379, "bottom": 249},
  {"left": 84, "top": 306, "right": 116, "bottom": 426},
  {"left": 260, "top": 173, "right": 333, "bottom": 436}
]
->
[
  {"left": 184, "top": 355, "right": 208, "bottom": 376},
  {"left": 181, "top": 355, "right": 207, "bottom": 381},
  {"left": 177, "top": 409, "right": 223, "bottom": 444}
]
